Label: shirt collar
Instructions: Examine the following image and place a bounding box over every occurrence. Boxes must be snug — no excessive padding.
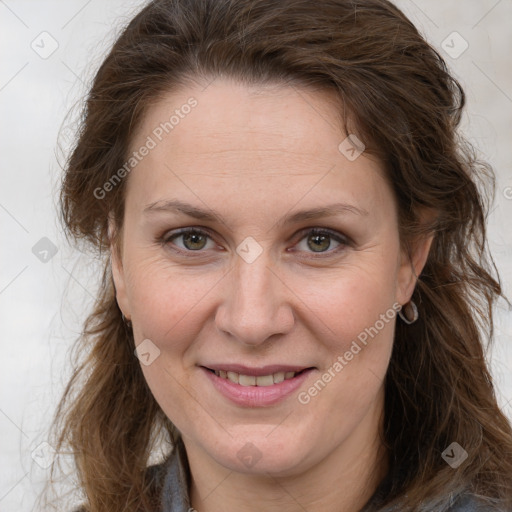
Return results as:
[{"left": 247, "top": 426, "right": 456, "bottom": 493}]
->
[{"left": 159, "top": 435, "right": 192, "bottom": 512}]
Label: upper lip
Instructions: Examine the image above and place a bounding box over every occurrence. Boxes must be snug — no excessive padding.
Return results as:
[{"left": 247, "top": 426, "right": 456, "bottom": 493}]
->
[{"left": 200, "top": 364, "right": 314, "bottom": 376}]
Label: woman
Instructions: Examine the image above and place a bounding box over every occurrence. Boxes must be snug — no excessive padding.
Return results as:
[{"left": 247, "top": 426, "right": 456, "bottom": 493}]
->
[{"left": 42, "top": 0, "right": 512, "bottom": 511}]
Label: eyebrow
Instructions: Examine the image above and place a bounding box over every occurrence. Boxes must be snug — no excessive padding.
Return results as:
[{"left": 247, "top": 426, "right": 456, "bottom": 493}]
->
[{"left": 143, "top": 198, "right": 368, "bottom": 227}]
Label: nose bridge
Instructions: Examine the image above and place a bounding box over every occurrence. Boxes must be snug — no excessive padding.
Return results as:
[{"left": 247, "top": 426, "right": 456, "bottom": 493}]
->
[{"left": 216, "top": 249, "right": 294, "bottom": 346}]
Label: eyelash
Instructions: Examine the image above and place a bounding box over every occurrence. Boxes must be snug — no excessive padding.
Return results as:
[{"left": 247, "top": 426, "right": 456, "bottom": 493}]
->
[{"left": 158, "top": 226, "right": 351, "bottom": 258}]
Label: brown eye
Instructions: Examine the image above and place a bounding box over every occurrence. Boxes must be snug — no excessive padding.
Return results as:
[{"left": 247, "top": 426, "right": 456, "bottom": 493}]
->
[
  {"left": 181, "top": 231, "right": 208, "bottom": 250},
  {"left": 294, "top": 228, "right": 348, "bottom": 255},
  {"left": 164, "top": 229, "right": 214, "bottom": 252},
  {"left": 307, "top": 232, "right": 332, "bottom": 252}
]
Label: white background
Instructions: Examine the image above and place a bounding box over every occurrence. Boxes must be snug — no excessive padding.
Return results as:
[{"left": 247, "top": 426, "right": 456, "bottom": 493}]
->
[{"left": 1, "top": 1, "right": 511, "bottom": 510}]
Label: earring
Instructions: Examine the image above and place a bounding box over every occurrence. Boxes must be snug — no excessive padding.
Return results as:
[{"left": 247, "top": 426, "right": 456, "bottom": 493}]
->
[
  {"left": 398, "top": 300, "right": 419, "bottom": 324},
  {"left": 121, "top": 313, "right": 132, "bottom": 328}
]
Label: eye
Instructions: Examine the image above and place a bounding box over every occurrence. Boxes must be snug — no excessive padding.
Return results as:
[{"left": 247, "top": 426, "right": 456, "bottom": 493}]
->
[
  {"left": 293, "top": 228, "right": 348, "bottom": 255},
  {"left": 163, "top": 228, "right": 216, "bottom": 252}
]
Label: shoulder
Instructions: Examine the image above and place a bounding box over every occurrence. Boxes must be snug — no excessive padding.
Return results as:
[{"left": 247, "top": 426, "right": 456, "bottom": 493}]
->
[{"left": 69, "top": 450, "right": 178, "bottom": 512}]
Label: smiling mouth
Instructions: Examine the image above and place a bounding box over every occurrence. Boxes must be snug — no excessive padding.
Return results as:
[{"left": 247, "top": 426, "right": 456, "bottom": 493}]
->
[{"left": 202, "top": 367, "right": 312, "bottom": 387}]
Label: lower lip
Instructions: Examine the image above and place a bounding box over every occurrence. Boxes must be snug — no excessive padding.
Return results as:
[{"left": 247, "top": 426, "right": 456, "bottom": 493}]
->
[{"left": 201, "top": 367, "right": 315, "bottom": 407}]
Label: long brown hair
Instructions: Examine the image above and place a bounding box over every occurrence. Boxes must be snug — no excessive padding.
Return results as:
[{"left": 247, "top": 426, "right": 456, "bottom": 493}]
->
[{"left": 41, "top": 0, "right": 512, "bottom": 510}]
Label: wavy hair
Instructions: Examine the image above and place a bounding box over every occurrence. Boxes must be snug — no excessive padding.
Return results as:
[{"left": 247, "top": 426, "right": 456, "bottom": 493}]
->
[{"left": 41, "top": 0, "right": 512, "bottom": 510}]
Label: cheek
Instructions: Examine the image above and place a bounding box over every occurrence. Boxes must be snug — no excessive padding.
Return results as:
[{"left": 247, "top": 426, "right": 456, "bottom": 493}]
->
[
  {"left": 312, "top": 280, "right": 396, "bottom": 389},
  {"left": 293, "top": 251, "right": 398, "bottom": 408},
  {"left": 298, "top": 248, "right": 399, "bottom": 349},
  {"left": 124, "top": 255, "right": 222, "bottom": 353},
  {"left": 135, "top": 280, "right": 202, "bottom": 325},
  {"left": 124, "top": 257, "right": 223, "bottom": 430}
]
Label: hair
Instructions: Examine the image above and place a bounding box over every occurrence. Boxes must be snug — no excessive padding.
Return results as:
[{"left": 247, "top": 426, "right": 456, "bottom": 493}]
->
[{"left": 41, "top": 0, "right": 512, "bottom": 511}]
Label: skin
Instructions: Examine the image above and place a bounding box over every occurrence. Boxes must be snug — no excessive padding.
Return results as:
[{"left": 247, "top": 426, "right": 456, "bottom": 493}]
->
[{"left": 111, "top": 77, "right": 433, "bottom": 512}]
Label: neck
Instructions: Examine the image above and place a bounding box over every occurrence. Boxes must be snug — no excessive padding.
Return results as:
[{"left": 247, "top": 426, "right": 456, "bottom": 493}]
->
[{"left": 184, "top": 401, "right": 389, "bottom": 512}]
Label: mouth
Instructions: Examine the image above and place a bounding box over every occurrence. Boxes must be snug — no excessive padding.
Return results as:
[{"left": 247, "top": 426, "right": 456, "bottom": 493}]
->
[{"left": 199, "top": 364, "right": 316, "bottom": 407}]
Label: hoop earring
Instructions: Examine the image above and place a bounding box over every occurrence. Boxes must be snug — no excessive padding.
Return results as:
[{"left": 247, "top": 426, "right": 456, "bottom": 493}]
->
[{"left": 398, "top": 300, "right": 419, "bottom": 324}]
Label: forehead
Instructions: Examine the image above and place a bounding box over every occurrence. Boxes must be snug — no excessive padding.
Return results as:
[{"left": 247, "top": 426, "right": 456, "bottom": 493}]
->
[
  {"left": 135, "top": 79, "right": 344, "bottom": 157},
  {"left": 124, "top": 78, "right": 389, "bottom": 216}
]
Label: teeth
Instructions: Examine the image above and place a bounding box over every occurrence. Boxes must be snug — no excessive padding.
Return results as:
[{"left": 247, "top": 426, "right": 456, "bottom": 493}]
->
[
  {"left": 227, "top": 371, "right": 239, "bottom": 384},
  {"left": 239, "top": 374, "right": 256, "bottom": 386},
  {"left": 273, "top": 371, "right": 285, "bottom": 384},
  {"left": 214, "top": 369, "right": 299, "bottom": 386},
  {"left": 255, "top": 374, "right": 274, "bottom": 386}
]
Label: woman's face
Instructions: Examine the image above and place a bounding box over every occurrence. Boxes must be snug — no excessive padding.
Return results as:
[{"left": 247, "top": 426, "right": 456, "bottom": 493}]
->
[{"left": 112, "top": 78, "right": 426, "bottom": 477}]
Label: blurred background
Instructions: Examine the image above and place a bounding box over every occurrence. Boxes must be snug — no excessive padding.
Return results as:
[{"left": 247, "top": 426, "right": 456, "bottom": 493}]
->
[{"left": 1, "top": 1, "right": 511, "bottom": 510}]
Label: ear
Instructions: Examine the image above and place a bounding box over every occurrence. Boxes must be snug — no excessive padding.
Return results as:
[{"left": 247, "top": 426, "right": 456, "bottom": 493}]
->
[
  {"left": 109, "top": 216, "right": 131, "bottom": 321},
  {"left": 396, "top": 211, "right": 436, "bottom": 305}
]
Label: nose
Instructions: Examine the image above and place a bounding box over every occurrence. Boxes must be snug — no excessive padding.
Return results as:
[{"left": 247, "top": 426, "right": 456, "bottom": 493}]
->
[{"left": 215, "top": 250, "right": 295, "bottom": 347}]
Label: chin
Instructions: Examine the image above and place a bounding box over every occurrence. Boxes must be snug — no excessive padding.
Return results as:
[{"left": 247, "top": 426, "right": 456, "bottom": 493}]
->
[{"left": 207, "top": 431, "right": 312, "bottom": 476}]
